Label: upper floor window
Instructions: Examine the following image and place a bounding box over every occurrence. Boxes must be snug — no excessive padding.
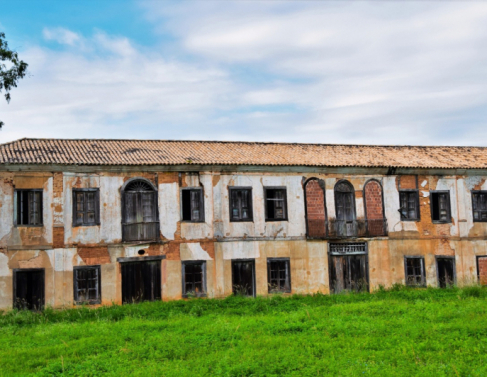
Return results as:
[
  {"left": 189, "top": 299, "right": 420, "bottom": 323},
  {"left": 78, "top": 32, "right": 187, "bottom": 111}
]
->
[
  {"left": 122, "top": 178, "right": 159, "bottom": 242},
  {"left": 229, "top": 187, "right": 253, "bottom": 222},
  {"left": 14, "top": 189, "right": 43, "bottom": 226},
  {"left": 472, "top": 191, "right": 487, "bottom": 222},
  {"left": 399, "top": 190, "right": 420, "bottom": 221},
  {"left": 182, "top": 188, "right": 205, "bottom": 222},
  {"left": 73, "top": 189, "right": 100, "bottom": 227},
  {"left": 264, "top": 187, "right": 287, "bottom": 221},
  {"left": 334, "top": 180, "right": 356, "bottom": 221},
  {"left": 431, "top": 191, "right": 451, "bottom": 223}
]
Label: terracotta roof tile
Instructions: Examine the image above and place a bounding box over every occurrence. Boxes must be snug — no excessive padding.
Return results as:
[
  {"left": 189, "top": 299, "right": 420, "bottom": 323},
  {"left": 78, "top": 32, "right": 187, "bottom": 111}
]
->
[{"left": 0, "top": 138, "right": 486, "bottom": 169}]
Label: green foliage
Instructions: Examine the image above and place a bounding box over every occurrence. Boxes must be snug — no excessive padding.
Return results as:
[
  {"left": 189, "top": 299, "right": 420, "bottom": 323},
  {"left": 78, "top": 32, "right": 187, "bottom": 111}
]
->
[
  {"left": 0, "top": 31, "right": 29, "bottom": 128},
  {"left": 1, "top": 287, "right": 487, "bottom": 376}
]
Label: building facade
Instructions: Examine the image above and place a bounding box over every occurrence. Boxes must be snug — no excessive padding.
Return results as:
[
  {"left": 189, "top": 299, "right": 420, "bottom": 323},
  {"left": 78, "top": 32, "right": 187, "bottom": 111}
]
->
[{"left": 1, "top": 138, "right": 487, "bottom": 310}]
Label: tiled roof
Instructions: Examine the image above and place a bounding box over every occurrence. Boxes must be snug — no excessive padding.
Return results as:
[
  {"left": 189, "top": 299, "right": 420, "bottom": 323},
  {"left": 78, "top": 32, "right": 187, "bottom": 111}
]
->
[{"left": 0, "top": 138, "right": 486, "bottom": 169}]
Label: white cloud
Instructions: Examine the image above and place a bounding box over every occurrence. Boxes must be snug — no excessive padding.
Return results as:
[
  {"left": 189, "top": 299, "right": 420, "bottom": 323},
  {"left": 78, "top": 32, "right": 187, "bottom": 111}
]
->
[{"left": 43, "top": 27, "right": 82, "bottom": 46}]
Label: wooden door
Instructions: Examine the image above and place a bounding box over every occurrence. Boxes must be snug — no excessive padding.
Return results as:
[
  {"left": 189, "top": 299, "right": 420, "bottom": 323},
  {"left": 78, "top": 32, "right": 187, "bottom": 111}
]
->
[
  {"left": 121, "top": 261, "right": 161, "bottom": 304},
  {"left": 329, "top": 255, "right": 368, "bottom": 294}
]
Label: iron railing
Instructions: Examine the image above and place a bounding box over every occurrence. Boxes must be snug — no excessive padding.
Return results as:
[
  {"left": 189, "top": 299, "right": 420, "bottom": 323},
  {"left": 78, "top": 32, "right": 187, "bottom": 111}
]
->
[{"left": 122, "top": 221, "right": 160, "bottom": 243}]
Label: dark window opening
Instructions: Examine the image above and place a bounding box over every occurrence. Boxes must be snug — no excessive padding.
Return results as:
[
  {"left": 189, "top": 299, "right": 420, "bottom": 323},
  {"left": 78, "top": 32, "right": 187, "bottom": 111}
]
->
[
  {"left": 13, "top": 269, "right": 45, "bottom": 311},
  {"left": 229, "top": 187, "right": 253, "bottom": 222},
  {"left": 265, "top": 188, "right": 287, "bottom": 221},
  {"left": 182, "top": 261, "right": 206, "bottom": 297},
  {"left": 399, "top": 190, "right": 420, "bottom": 221},
  {"left": 335, "top": 181, "right": 356, "bottom": 221},
  {"left": 15, "top": 190, "right": 43, "bottom": 226},
  {"left": 267, "top": 258, "right": 291, "bottom": 293},
  {"left": 232, "top": 259, "right": 255, "bottom": 297},
  {"left": 182, "top": 189, "right": 204, "bottom": 222},
  {"left": 436, "top": 257, "right": 455, "bottom": 288},
  {"left": 472, "top": 191, "right": 487, "bottom": 222},
  {"left": 431, "top": 191, "right": 451, "bottom": 223},
  {"left": 404, "top": 257, "right": 425, "bottom": 287},
  {"left": 73, "top": 189, "right": 100, "bottom": 227},
  {"left": 74, "top": 266, "right": 101, "bottom": 304}
]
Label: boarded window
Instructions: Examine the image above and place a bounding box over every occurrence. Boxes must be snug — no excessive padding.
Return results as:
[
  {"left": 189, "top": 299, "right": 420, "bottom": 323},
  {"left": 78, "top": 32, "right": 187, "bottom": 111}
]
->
[
  {"left": 229, "top": 187, "right": 253, "bottom": 222},
  {"left": 364, "top": 180, "right": 386, "bottom": 236},
  {"left": 74, "top": 266, "right": 101, "bottom": 304},
  {"left": 399, "top": 190, "right": 420, "bottom": 221},
  {"left": 122, "top": 179, "right": 159, "bottom": 242},
  {"left": 472, "top": 191, "right": 487, "bottom": 222},
  {"left": 404, "top": 257, "right": 425, "bottom": 287},
  {"left": 305, "top": 179, "right": 327, "bottom": 238},
  {"left": 477, "top": 256, "right": 487, "bottom": 286},
  {"left": 431, "top": 191, "right": 451, "bottom": 223},
  {"left": 73, "top": 189, "right": 100, "bottom": 226},
  {"left": 14, "top": 190, "right": 43, "bottom": 226},
  {"left": 265, "top": 188, "right": 287, "bottom": 221},
  {"left": 182, "top": 261, "right": 206, "bottom": 297},
  {"left": 182, "top": 189, "right": 205, "bottom": 222},
  {"left": 267, "top": 258, "right": 291, "bottom": 293}
]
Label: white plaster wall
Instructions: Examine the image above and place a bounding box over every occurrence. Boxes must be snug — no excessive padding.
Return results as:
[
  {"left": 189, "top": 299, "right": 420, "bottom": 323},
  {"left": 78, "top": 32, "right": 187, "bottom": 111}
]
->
[
  {"left": 181, "top": 174, "right": 214, "bottom": 240},
  {"left": 222, "top": 241, "right": 260, "bottom": 260},
  {"left": 0, "top": 252, "right": 11, "bottom": 277},
  {"left": 159, "top": 182, "right": 179, "bottom": 240},
  {"left": 100, "top": 176, "right": 123, "bottom": 243},
  {"left": 43, "top": 178, "right": 53, "bottom": 244},
  {"left": 180, "top": 243, "right": 213, "bottom": 260},
  {"left": 0, "top": 179, "right": 13, "bottom": 246},
  {"left": 324, "top": 178, "right": 337, "bottom": 220},
  {"left": 45, "top": 248, "right": 78, "bottom": 271}
]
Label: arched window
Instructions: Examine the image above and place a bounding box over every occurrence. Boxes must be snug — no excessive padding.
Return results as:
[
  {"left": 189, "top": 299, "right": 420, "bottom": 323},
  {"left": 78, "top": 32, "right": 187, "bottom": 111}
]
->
[
  {"left": 334, "top": 180, "right": 356, "bottom": 222},
  {"left": 304, "top": 178, "right": 327, "bottom": 238},
  {"left": 364, "top": 180, "right": 386, "bottom": 236},
  {"left": 122, "top": 178, "right": 159, "bottom": 242}
]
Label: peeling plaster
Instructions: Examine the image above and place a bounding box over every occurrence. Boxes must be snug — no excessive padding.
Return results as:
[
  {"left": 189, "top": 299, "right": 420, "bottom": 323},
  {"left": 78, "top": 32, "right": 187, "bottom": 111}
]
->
[
  {"left": 159, "top": 182, "right": 179, "bottom": 240},
  {"left": 421, "top": 180, "right": 428, "bottom": 187},
  {"left": 0, "top": 253, "right": 11, "bottom": 277},
  {"left": 222, "top": 241, "right": 260, "bottom": 260},
  {"left": 180, "top": 243, "right": 213, "bottom": 260}
]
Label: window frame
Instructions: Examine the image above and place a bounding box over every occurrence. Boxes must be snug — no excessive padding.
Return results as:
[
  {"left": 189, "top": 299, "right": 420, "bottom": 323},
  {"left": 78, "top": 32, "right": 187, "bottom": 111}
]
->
[
  {"left": 13, "top": 189, "right": 43, "bottom": 227},
  {"left": 267, "top": 257, "right": 291, "bottom": 294},
  {"left": 228, "top": 187, "right": 253, "bottom": 222},
  {"left": 72, "top": 189, "right": 100, "bottom": 227},
  {"left": 404, "top": 256, "right": 426, "bottom": 287},
  {"left": 472, "top": 191, "right": 487, "bottom": 223},
  {"left": 398, "top": 189, "right": 420, "bottom": 222},
  {"left": 73, "top": 265, "right": 101, "bottom": 305},
  {"left": 181, "top": 261, "right": 207, "bottom": 298},
  {"left": 430, "top": 190, "right": 452, "bottom": 224},
  {"left": 181, "top": 188, "right": 205, "bottom": 223},
  {"left": 264, "top": 186, "right": 288, "bottom": 222}
]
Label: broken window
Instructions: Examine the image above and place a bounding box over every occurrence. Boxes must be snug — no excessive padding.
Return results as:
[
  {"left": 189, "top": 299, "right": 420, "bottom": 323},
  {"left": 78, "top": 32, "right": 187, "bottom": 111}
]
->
[
  {"left": 229, "top": 187, "right": 253, "bottom": 222},
  {"left": 182, "top": 188, "right": 205, "bottom": 222},
  {"left": 265, "top": 188, "right": 287, "bottom": 221},
  {"left": 73, "top": 189, "right": 100, "bottom": 227},
  {"left": 431, "top": 191, "right": 451, "bottom": 223},
  {"left": 404, "top": 257, "right": 425, "bottom": 287},
  {"left": 267, "top": 258, "right": 291, "bottom": 293},
  {"left": 399, "top": 190, "right": 420, "bottom": 221},
  {"left": 73, "top": 266, "right": 101, "bottom": 304},
  {"left": 14, "top": 189, "right": 43, "bottom": 226},
  {"left": 472, "top": 191, "right": 487, "bottom": 222},
  {"left": 436, "top": 257, "right": 455, "bottom": 288},
  {"left": 182, "top": 261, "right": 206, "bottom": 297}
]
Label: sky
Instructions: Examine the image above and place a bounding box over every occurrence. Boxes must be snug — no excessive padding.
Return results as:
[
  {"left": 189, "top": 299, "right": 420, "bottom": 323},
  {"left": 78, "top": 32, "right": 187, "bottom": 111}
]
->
[{"left": 1, "top": 0, "right": 487, "bottom": 146}]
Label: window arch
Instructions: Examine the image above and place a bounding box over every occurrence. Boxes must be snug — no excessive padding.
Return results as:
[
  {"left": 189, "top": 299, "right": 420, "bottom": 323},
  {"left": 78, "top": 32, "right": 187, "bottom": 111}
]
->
[
  {"left": 121, "top": 178, "right": 159, "bottom": 242},
  {"left": 304, "top": 178, "right": 327, "bottom": 238},
  {"left": 334, "top": 180, "right": 356, "bottom": 222},
  {"left": 364, "top": 179, "right": 386, "bottom": 236}
]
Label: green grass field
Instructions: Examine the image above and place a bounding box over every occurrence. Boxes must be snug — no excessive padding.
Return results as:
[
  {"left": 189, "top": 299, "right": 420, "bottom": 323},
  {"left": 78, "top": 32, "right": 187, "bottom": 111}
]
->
[{"left": 1, "top": 286, "right": 487, "bottom": 376}]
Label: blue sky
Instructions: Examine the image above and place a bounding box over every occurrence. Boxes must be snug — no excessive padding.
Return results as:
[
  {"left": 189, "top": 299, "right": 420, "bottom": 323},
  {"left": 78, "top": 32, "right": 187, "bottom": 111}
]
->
[{"left": 1, "top": 0, "right": 487, "bottom": 145}]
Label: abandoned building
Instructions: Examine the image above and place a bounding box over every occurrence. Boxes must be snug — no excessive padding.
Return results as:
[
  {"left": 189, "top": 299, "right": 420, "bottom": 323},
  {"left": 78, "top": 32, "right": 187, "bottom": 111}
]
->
[{"left": 1, "top": 138, "right": 487, "bottom": 310}]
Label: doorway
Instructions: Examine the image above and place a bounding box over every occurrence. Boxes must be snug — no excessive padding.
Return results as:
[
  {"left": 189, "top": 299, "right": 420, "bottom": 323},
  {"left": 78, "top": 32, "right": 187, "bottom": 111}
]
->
[
  {"left": 436, "top": 257, "right": 455, "bottom": 288},
  {"left": 329, "top": 243, "right": 368, "bottom": 293},
  {"left": 121, "top": 261, "right": 161, "bottom": 304},
  {"left": 232, "top": 259, "right": 255, "bottom": 297},
  {"left": 13, "top": 269, "right": 45, "bottom": 310}
]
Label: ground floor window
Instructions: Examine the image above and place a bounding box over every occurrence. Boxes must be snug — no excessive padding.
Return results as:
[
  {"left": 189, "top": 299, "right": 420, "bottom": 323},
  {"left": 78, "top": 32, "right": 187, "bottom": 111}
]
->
[
  {"left": 267, "top": 258, "right": 291, "bottom": 293},
  {"left": 182, "top": 261, "right": 206, "bottom": 297},
  {"left": 74, "top": 266, "right": 101, "bottom": 304},
  {"left": 232, "top": 259, "right": 255, "bottom": 297},
  {"left": 436, "top": 257, "right": 456, "bottom": 288},
  {"left": 13, "top": 269, "right": 45, "bottom": 311},
  {"left": 404, "top": 257, "right": 426, "bottom": 287}
]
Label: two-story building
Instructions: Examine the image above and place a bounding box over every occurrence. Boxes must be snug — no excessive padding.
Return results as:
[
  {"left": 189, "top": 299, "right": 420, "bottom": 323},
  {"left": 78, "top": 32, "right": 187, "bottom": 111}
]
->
[{"left": 1, "top": 138, "right": 486, "bottom": 310}]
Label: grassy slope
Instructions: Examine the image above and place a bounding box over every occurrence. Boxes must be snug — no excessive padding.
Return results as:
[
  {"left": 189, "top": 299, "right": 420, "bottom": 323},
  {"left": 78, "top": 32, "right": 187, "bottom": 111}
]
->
[{"left": 1, "top": 287, "right": 487, "bottom": 376}]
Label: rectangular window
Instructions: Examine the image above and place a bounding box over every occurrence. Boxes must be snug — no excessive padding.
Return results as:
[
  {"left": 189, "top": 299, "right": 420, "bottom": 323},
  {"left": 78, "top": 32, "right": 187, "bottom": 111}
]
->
[
  {"left": 265, "top": 188, "right": 288, "bottom": 221},
  {"left": 404, "top": 257, "right": 425, "bottom": 287},
  {"left": 267, "top": 258, "right": 291, "bottom": 293},
  {"left": 472, "top": 191, "right": 487, "bottom": 222},
  {"left": 73, "top": 189, "right": 100, "bottom": 226},
  {"left": 73, "top": 266, "right": 101, "bottom": 304},
  {"left": 431, "top": 191, "right": 451, "bottom": 223},
  {"left": 182, "top": 189, "right": 204, "bottom": 222},
  {"left": 229, "top": 187, "right": 253, "bottom": 222},
  {"left": 182, "top": 261, "right": 206, "bottom": 297},
  {"left": 14, "top": 190, "right": 43, "bottom": 226},
  {"left": 399, "top": 190, "right": 419, "bottom": 221}
]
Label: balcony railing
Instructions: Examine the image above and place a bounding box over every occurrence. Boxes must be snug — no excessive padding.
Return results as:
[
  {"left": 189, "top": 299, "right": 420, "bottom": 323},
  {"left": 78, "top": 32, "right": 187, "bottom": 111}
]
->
[
  {"left": 122, "top": 221, "right": 160, "bottom": 243},
  {"left": 327, "top": 219, "right": 388, "bottom": 238}
]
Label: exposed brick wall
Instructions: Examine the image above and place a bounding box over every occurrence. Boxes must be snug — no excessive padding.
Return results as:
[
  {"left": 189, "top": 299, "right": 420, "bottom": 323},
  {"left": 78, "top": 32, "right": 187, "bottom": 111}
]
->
[
  {"left": 305, "top": 179, "right": 326, "bottom": 238},
  {"left": 53, "top": 227, "right": 65, "bottom": 248},
  {"left": 52, "top": 172, "right": 65, "bottom": 246},
  {"left": 365, "top": 181, "right": 384, "bottom": 236},
  {"left": 78, "top": 247, "right": 111, "bottom": 265},
  {"left": 398, "top": 175, "right": 417, "bottom": 190},
  {"left": 478, "top": 257, "right": 487, "bottom": 286}
]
